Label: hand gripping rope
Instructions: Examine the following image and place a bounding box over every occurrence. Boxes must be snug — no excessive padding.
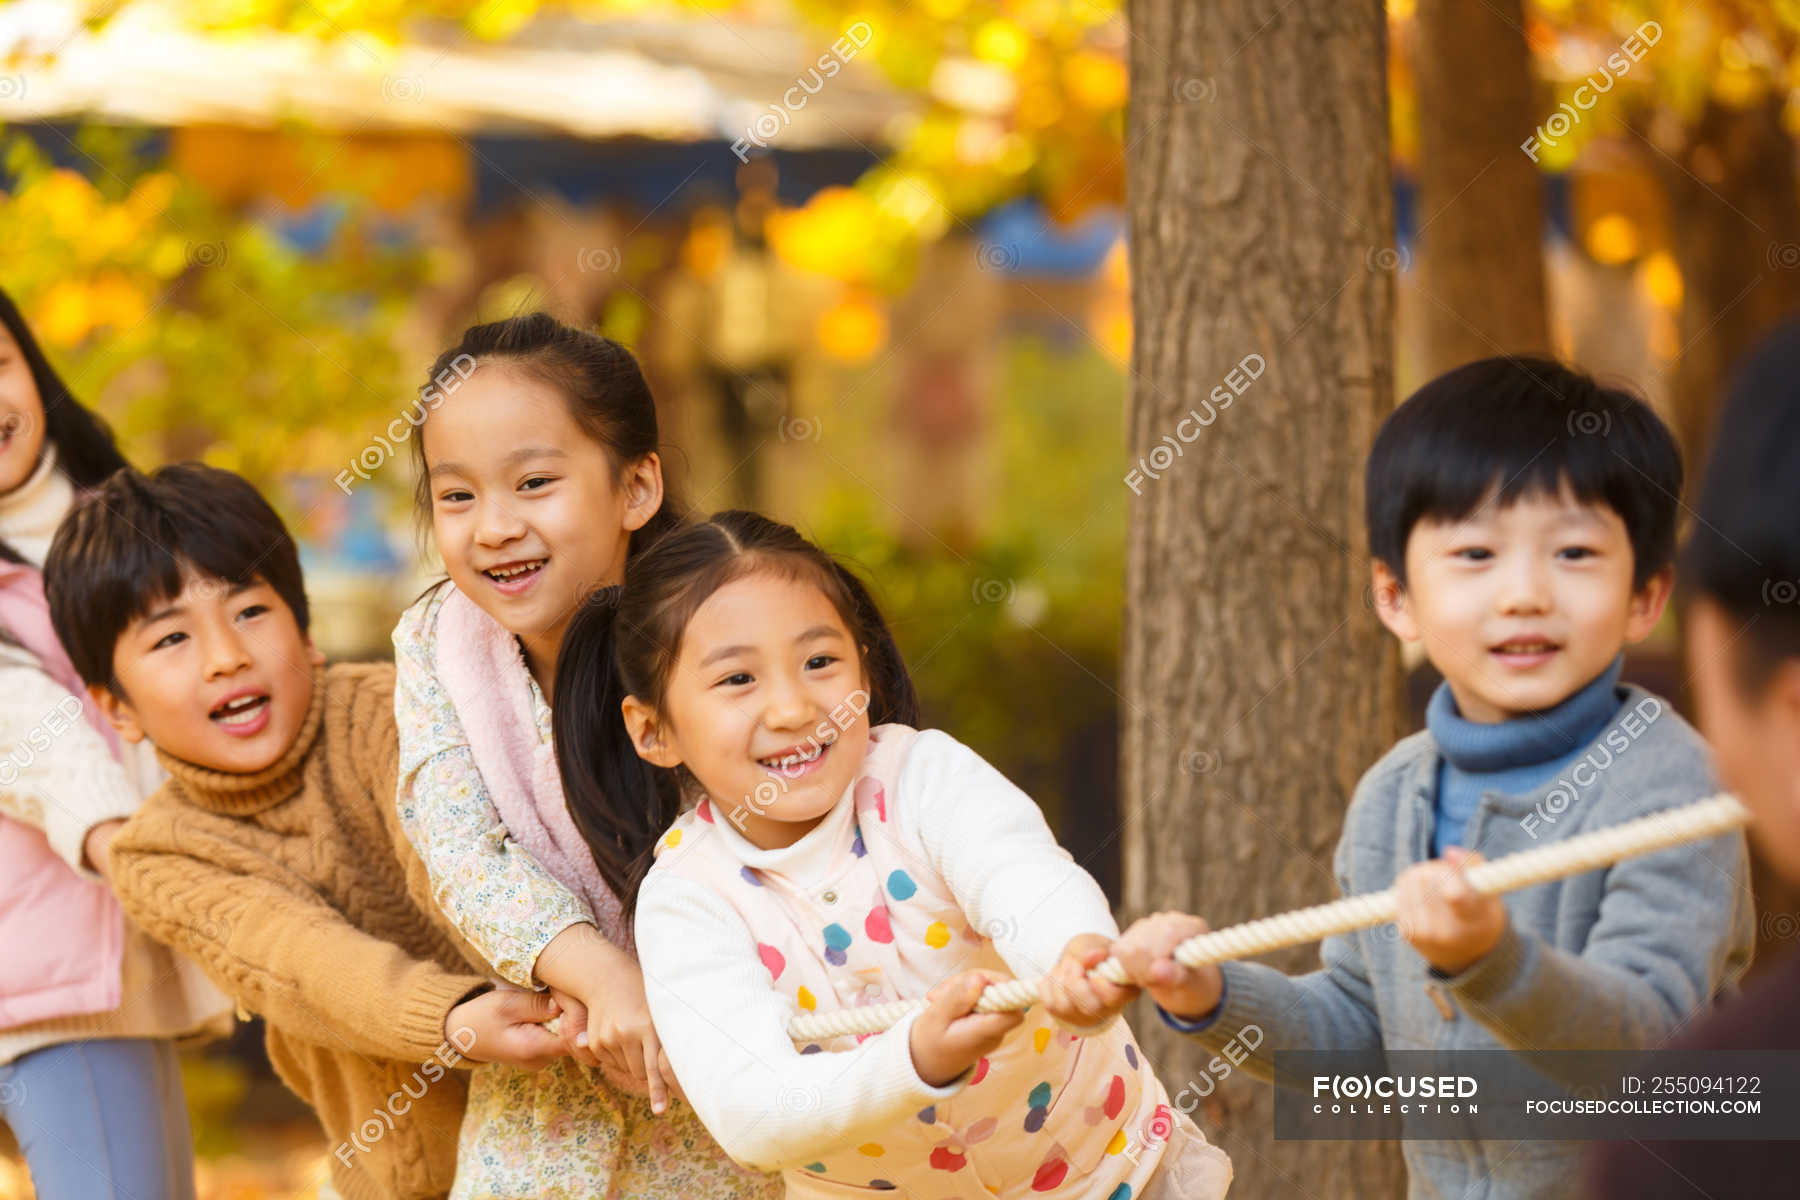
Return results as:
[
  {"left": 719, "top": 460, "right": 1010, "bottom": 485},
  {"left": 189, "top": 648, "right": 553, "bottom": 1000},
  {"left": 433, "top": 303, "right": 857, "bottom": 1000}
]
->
[{"left": 786, "top": 793, "right": 1749, "bottom": 1042}]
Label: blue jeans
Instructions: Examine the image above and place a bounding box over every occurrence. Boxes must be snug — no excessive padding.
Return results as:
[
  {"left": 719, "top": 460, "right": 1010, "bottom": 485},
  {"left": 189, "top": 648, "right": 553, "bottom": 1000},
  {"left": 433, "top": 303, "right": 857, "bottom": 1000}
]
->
[{"left": 0, "top": 1037, "right": 195, "bottom": 1200}]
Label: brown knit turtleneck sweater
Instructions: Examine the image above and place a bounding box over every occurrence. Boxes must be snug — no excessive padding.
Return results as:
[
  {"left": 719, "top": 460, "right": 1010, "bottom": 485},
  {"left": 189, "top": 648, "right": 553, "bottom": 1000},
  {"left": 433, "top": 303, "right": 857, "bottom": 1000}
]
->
[{"left": 109, "top": 662, "right": 493, "bottom": 1200}]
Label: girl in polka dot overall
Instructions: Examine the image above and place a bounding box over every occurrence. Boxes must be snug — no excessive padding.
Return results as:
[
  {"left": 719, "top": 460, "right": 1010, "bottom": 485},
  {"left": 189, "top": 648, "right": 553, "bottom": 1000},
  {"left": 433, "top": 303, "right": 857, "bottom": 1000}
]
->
[{"left": 551, "top": 512, "right": 1233, "bottom": 1200}]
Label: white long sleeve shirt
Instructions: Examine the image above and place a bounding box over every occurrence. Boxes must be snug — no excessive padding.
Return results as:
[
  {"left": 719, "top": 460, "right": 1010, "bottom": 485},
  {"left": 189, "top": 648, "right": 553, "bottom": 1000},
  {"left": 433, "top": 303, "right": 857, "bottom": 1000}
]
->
[{"left": 635, "top": 728, "right": 1120, "bottom": 1175}]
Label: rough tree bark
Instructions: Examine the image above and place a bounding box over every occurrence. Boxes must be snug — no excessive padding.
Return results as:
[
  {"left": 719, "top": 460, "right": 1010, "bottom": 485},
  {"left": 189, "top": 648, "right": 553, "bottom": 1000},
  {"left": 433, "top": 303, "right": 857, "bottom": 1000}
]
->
[
  {"left": 1122, "top": 1, "right": 1407, "bottom": 1196},
  {"left": 1413, "top": 0, "right": 1551, "bottom": 373}
]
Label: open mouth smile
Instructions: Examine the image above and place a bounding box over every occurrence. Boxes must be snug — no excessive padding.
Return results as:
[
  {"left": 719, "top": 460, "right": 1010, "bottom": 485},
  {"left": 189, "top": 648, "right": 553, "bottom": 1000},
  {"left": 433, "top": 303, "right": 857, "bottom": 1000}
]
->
[
  {"left": 209, "top": 691, "right": 272, "bottom": 736},
  {"left": 481, "top": 559, "right": 546, "bottom": 594}
]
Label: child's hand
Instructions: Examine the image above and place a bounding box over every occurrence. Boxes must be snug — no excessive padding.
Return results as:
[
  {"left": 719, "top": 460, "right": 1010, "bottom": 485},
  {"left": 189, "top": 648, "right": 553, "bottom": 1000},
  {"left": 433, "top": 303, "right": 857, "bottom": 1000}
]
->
[
  {"left": 549, "top": 987, "right": 689, "bottom": 1105},
  {"left": 1394, "top": 848, "right": 1507, "bottom": 974},
  {"left": 653, "top": 1047, "right": 688, "bottom": 1105},
  {"left": 546, "top": 988, "right": 606, "bottom": 1070},
  {"left": 909, "top": 970, "right": 1024, "bottom": 1088},
  {"left": 575, "top": 959, "right": 674, "bottom": 1115},
  {"left": 447, "top": 987, "right": 566, "bottom": 1071},
  {"left": 1038, "top": 933, "right": 1136, "bottom": 1031},
  {"left": 536, "top": 926, "right": 676, "bottom": 1114},
  {"left": 1110, "top": 912, "right": 1224, "bottom": 1023}
]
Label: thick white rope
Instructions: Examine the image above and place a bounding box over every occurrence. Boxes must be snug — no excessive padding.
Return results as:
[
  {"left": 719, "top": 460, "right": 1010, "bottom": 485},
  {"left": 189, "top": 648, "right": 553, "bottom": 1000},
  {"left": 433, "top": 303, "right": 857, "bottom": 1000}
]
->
[{"left": 786, "top": 793, "right": 1749, "bottom": 1042}]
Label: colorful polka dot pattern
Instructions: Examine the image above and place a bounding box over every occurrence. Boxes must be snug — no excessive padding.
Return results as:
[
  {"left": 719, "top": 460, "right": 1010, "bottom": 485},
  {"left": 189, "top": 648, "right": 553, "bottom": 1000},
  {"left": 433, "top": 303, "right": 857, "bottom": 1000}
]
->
[
  {"left": 865, "top": 905, "right": 894, "bottom": 943},
  {"left": 656, "top": 724, "right": 1181, "bottom": 1197},
  {"left": 823, "top": 923, "right": 853, "bottom": 966}
]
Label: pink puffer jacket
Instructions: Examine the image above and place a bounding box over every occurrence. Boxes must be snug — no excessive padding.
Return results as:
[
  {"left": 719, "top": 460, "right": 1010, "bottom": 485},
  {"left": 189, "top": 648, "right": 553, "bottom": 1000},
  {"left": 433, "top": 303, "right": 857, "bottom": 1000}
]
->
[{"left": 0, "top": 559, "right": 126, "bottom": 1029}]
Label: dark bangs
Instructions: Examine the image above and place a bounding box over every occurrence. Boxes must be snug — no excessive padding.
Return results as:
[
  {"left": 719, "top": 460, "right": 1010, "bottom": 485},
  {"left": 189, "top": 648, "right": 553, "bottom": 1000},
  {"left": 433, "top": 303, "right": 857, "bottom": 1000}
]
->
[{"left": 1367, "top": 356, "right": 1681, "bottom": 588}]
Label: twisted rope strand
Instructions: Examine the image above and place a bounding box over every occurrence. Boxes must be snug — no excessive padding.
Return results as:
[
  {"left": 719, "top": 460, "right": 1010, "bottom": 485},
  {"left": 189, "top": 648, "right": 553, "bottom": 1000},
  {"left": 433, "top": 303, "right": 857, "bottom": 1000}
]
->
[{"left": 786, "top": 793, "right": 1748, "bottom": 1042}]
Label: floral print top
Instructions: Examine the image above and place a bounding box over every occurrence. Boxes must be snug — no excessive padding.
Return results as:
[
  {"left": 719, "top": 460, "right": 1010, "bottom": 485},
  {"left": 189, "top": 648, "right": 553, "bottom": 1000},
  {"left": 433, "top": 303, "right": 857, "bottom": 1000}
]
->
[
  {"left": 392, "top": 583, "right": 593, "bottom": 986},
  {"left": 394, "top": 583, "right": 779, "bottom": 1200}
]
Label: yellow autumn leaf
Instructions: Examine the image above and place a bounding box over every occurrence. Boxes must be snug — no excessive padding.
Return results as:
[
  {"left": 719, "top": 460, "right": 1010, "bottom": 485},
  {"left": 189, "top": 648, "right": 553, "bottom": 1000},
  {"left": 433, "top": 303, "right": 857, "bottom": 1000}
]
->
[
  {"left": 872, "top": 173, "right": 948, "bottom": 238},
  {"left": 1065, "top": 49, "right": 1128, "bottom": 110},
  {"left": 1015, "top": 87, "right": 1064, "bottom": 133},
  {"left": 149, "top": 235, "right": 193, "bottom": 279},
  {"left": 973, "top": 19, "right": 1029, "bottom": 68},
  {"left": 36, "top": 170, "right": 100, "bottom": 241},
  {"left": 89, "top": 209, "right": 143, "bottom": 260},
  {"left": 768, "top": 187, "right": 883, "bottom": 281},
  {"left": 467, "top": 0, "right": 535, "bottom": 40},
  {"left": 89, "top": 275, "right": 148, "bottom": 330},
  {"left": 1640, "top": 251, "right": 1682, "bottom": 309},
  {"left": 1090, "top": 294, "right": 1131, "bottom": 367},
  {"left": 816, "top": 291, "right": 887, "bottom": 363},
  {"left": 34, "top": 280, "right": 94, "bottom": 347},
  {"left": 127, "top": 172, "right": 179, "bottom": 222},
  {"left": 1586, "top": 213, "right": 1640, "bottom": 265}
]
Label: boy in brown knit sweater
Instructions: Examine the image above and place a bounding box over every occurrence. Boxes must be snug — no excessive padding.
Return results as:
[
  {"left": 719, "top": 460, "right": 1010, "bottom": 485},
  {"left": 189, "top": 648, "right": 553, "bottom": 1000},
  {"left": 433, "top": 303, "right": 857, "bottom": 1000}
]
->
[{"left": 43, "top": 463, "right": 569, "bottom": 1200}]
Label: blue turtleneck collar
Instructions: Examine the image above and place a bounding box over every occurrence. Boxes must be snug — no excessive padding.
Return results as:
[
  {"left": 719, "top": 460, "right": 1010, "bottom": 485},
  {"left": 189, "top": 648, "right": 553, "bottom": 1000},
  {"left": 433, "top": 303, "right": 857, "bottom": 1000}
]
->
[{"left": 1425, "top": 655, "right": 1626, "bottom": 853}]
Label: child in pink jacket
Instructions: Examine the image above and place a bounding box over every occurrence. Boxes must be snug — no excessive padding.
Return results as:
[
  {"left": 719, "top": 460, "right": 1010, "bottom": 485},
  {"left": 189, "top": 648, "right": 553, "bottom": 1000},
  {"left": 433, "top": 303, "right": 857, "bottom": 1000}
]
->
[{"left": 0, "top": 287, "right": 226, "bottom": 1199}]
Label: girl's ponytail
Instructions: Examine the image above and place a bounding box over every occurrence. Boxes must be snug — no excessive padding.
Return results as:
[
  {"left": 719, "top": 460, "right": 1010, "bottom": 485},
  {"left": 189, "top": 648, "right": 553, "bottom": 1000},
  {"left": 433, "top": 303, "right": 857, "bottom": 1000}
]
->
[{"left": 553, "top": 586, "right": 681, "bottom": 913}]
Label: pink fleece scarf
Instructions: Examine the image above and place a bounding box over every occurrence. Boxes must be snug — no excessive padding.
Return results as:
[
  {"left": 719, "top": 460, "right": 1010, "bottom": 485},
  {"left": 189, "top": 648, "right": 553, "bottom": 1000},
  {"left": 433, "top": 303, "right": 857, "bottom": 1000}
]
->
[{"left": 434, "top": 585, "right": 631, "bottom": 951}]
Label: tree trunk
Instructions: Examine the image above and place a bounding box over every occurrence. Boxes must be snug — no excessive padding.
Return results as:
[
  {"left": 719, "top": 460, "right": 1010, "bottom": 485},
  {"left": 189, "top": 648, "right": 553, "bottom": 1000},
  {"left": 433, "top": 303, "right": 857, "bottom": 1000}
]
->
[
  {"left": 1413, "top": 0, "right": 1550, "bottom": 373},
  {"left": 1123, "top": 2, "right": 1407, "bottom": 1196},
  {"left": 1650, "top": 96, "right": 1800, "bottom": 477}
]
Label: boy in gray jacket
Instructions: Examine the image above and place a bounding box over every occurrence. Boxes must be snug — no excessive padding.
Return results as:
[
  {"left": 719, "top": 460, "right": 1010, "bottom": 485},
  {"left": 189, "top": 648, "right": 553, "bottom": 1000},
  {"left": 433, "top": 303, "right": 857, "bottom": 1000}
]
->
[{"left": 1087, "top": 358, "right": 1755, "bottom": 1199}]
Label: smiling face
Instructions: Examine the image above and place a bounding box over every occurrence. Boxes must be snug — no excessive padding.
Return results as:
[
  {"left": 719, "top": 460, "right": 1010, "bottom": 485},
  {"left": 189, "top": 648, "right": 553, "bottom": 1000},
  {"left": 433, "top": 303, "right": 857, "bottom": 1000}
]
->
[
  {"left": 94, "top": 570, "right": 323, "bottom": 773},
  {"left": 423, "top": 363, "right": 663, "bottom": 690},
  {"left": 1372, "top": 483, "right": 1671, "bottom": 722},
  {"left": 0, "top": 322, "right": 48, "bottom": 495},
  {"left": 623, "top": 570, "right": 873, "bottom": 850}
]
